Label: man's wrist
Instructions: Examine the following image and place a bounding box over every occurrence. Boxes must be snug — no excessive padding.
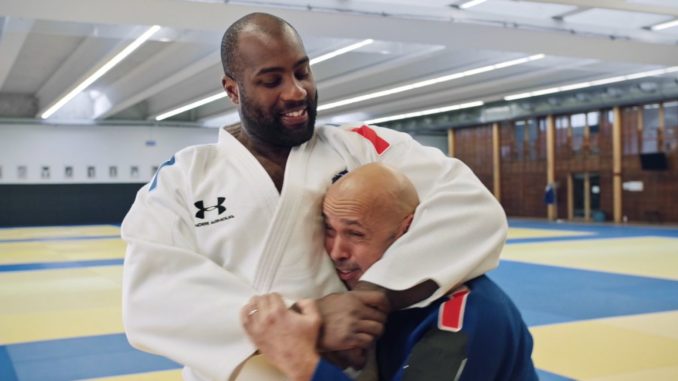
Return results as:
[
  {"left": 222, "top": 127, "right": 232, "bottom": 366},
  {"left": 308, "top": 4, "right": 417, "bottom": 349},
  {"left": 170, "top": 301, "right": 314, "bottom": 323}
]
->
[
  {"left": 352, "top": 282, "right": 393, "bottom": 313},
  {"left": 287, "top": 353, "right": 321, "bottom": 381}
]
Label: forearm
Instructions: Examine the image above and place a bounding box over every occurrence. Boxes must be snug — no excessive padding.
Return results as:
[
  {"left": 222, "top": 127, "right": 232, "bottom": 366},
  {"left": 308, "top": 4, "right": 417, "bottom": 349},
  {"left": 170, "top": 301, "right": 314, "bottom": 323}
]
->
[
  {"left": 288, "top": 353, "right": 321, "bottom": 381},
  {"left": 314, "top": 291, "right": 388, "bottom": 357},
  {"left": 353, "top": 279, "right": 438, "bottom": 312}
]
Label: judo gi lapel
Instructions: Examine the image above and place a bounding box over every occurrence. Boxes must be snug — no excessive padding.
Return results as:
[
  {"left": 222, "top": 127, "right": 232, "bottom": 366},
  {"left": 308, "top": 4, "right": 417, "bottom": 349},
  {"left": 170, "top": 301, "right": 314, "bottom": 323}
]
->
[{"left": 251, "top": 132, "right": 319, "bottom": 293}]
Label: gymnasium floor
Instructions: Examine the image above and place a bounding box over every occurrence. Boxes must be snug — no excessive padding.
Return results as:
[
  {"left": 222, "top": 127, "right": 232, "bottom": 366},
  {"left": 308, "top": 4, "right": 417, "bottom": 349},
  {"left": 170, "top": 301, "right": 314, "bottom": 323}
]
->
[{"left": 1, "top": 220, "right": 677, "bottom": 380}]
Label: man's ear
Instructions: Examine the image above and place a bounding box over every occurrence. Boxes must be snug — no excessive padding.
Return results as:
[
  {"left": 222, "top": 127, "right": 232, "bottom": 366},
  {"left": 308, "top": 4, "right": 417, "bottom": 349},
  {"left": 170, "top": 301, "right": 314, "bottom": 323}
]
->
[
  {"left": 222, "top": 74, "right": 240, "bottom": 105},
  {"left": 396, "top": 213, "right": 415, "bottom": 238}
]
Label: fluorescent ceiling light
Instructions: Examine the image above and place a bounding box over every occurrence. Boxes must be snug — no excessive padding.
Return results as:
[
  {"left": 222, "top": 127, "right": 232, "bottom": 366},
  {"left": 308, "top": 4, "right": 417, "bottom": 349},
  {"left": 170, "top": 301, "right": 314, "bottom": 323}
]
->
[
  {"left": 504, "top": 66, "right": 678, "bottom": 101},
  {"left": 650, "top": 19, "right": 678, "bottom": 31},
  {"left": 156, "top": 92, "right": 227, "bottom": 121},
  {"left": 365, "top": 100, "right": 484, "bottom": 125},
  {"left": 318, "top": 54, "right": 544, "bottom": 112},
  {"left": 310, "top": 39, "right": 374, "bottom": 65},
  {"left": 459, "top": 0, "right": 488, "bottom": 9},
  {"left": 155, "top": 39, "right": 373, "bottom": 121},
  {"left": 41, "top": 25, "right": 161, "bottom": 119}
]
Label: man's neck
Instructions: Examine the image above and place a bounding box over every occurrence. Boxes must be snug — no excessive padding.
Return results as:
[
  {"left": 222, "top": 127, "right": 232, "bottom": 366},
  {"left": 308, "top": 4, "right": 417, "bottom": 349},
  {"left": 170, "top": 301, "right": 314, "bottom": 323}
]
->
[{"left": 227, "top": 125, "right": 290, "bottom": 192}]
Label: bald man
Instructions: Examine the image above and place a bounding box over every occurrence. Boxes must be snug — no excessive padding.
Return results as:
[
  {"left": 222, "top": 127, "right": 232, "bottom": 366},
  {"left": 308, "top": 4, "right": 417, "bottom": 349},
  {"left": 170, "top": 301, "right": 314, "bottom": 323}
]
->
[{"left": 243, "top": 163, "right": 537, "bottom": 381}]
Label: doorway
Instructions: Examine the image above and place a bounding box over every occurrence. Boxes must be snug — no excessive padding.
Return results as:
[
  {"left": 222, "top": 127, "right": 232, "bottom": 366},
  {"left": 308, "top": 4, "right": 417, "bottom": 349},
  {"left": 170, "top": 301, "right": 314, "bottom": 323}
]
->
[{"left": 571, "top": 172, "right": 601, "bottom": 221}]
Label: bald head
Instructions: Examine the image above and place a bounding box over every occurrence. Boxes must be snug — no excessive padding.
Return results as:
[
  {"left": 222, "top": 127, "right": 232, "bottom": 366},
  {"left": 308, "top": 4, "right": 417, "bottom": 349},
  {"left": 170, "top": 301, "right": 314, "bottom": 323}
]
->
[
  {"left": 221, "top": 12, "right": 303, "bottom": 80},
  {"left": 323, "top": 164, "right": 419, "bottom": 287},
  {"left": 327, "top": 163, "right": 419, "bottom": 223}
]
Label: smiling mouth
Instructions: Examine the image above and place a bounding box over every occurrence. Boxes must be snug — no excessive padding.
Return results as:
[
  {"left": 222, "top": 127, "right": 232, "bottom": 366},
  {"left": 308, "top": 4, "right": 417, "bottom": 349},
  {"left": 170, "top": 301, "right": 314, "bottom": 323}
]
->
[
  {"left": 280, "top": 108, "right": 308, "bottom": 126},
  {"left": 283, "top": 108, "right": 306, "bottom": 117}
]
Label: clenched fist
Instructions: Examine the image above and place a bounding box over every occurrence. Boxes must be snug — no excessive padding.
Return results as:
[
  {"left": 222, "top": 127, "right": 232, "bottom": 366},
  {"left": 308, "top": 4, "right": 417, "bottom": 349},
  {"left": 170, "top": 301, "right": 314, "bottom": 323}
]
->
[
  {"left": 242, "top": 293, "right": 321, "bottom": 381},
  {"left": 315, "top": 290, "right": 389, "bottom": 352}
]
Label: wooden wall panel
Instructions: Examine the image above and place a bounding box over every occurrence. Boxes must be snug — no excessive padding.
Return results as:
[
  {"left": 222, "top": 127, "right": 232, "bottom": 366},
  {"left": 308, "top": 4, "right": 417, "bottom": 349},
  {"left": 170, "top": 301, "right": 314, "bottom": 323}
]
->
[
  {"left": 498, "top": 120, "right": 548, "bottom": 218},
  {"left": 454, "top": 125, "right": 494, "bottom": 194},
  {"left": 447, "top": 99, "right": 678, "bottom": 223},
  {"left": 620, "top": 104, "right": 678, "bottom": 223}
]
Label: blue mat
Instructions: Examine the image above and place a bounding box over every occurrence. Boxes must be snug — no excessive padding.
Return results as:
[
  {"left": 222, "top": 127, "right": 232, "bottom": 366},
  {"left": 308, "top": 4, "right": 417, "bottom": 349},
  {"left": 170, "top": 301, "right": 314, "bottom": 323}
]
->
[
  {"left": 491, "top": 261, "right": 678, "bottom": 326},
  {"left": 0, "top": 334, "right": 179, "bottom": 381}
]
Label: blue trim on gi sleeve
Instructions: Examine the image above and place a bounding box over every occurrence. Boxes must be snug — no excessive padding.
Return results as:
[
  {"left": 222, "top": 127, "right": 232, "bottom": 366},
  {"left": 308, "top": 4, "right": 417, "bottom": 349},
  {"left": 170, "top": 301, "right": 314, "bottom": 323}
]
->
[{"left": 149, "top": 155, "right": 176, "bottom": 191}]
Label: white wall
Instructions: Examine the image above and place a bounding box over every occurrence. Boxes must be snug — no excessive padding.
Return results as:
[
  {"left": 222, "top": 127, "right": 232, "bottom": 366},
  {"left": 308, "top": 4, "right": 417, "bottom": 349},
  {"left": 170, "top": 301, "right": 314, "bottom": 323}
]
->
[
  {"left": 409, "top": 132, "right": 448, "bottom": 155},
  {"left": 0, "top": 123, "right": 218, "bottom": 184},
  {"left": 0, "top": 123, "right": 449, "bottom": 184}
]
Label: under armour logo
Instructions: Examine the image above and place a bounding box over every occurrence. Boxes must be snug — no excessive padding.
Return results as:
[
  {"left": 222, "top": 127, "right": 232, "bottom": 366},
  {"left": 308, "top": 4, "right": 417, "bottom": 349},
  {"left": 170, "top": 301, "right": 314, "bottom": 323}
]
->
[{"left": 194, "top": 197, "right": 226, "bottom": 219}]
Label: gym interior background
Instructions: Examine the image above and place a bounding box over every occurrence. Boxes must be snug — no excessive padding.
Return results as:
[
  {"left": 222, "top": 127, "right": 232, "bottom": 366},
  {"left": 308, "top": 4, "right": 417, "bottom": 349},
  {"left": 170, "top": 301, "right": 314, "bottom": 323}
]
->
[
  {"left": 1, "top": 1, "right": 677, "bottom": 380},
  {"left": 1, "top": 0, "right": 677, "bottom": 226}
]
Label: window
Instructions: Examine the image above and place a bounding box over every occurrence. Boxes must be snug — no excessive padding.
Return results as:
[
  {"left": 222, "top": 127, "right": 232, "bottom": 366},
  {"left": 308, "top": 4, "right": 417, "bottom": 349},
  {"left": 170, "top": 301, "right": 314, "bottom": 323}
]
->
[
  {"left": 571, "top": 113, "right": 586, "bottom": 153},
  {"left": 555, "top": 115, "right": 570, "bottom": 159},
  {"left": 500, "top": 121, "right": 513, "bottom": 160},
  {"left": 556, "top": 115, "right": 569, "bottom": 130},
  {"left": 664, "top": 100, "right": 678, "bottom": 152},
  {"left": 642, "top": 104, "right": 660, "bottom": 153},
  {"left": 587, "top": 111, "right": 600, "bottom": 134},
  {"left": 514, "top": 120, "right": 525, "bottom": 160},
  {"left": 587, "top": 111, "right": 600, "bottom": 154},
  {"left": 538, "top": 117, "right": 547, "bottom": 160},
  {"left": 622, "top": 106, "right": 640, "bottom": 155},
  {"left": 527, "top": 119, "right": 539, "bottom": 161}
]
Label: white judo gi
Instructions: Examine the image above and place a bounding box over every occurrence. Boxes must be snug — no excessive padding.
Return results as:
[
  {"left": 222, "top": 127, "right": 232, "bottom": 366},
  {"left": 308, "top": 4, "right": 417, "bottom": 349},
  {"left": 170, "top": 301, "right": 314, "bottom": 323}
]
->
[{"left": 121, "top": 124, "right": 507, "bottom": 381}]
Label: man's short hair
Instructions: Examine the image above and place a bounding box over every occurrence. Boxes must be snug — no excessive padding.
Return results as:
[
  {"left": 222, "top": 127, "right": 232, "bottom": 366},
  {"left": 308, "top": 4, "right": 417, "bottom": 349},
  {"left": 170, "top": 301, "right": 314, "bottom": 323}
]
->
[{"left": 220, "top": 12, "right": 299, "bottom": 80}]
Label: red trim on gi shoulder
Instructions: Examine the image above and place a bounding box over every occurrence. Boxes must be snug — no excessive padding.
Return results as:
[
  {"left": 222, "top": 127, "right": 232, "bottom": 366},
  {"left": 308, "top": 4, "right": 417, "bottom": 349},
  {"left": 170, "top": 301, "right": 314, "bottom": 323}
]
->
[
  {"left": 437, "top": 286, "right": 470, "bottom": 333},
  {"left": 351, "top": 125, "right": 390, "bottom": 155}
]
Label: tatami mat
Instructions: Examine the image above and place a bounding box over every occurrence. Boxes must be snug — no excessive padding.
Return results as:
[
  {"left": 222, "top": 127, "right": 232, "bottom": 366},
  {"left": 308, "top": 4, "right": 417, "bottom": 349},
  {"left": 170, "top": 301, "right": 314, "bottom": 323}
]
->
[
  {"left": 501, "top": 237, "right": 678, "bottom": 280},
  {"left": 0, "top": 226, "right": 120, "bottom": 241},
  {"left": 530, "top": 311, "right": 678, "bottom": 380},
  {"left": 0, "top": 239, "right": 125, "bottom": 265},
  {"left": 0, "top": 267, "right": 123, "bottom": 344},
  {"left": 1, "top": 334, "right": 178, "bottom": 381},
  {"left": 507, "top": 227, "right": 592, "bottom": 239},
  {"left": 1, "top": 221, "right": 676, "bottom": 380},
  {"left": 81, "top": 369, "right": 183, "bottom": 381}
]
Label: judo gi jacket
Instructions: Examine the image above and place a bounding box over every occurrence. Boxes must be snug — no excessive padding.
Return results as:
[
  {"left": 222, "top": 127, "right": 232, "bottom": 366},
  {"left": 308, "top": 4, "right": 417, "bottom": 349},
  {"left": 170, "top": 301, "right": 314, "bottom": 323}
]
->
[
  {"left": 312, "top": 276, "right": 538, "bottom": 381},
  {"left": 121, "top": 124, "right": 508, "bottom": 380}
]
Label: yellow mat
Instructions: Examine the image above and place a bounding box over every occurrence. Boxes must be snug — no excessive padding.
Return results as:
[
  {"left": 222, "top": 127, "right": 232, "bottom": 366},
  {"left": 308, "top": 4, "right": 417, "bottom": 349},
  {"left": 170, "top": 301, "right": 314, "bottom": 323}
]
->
[
  {"left": 531, "top": 311, "right": 678, "bottom": 380},
  {"left": 81, "top": 369, "right": 183, "bottom": 381},
  {"left": 0, "top": 266, "right": 123, "bottom": 344},
  {"left": 507, "top": 227, "right": 592, "bottom": 239},
  {"left": 0, "top": 225, "right": 120, "bottom": 240},
  {"left": 587, "top": 366, "right": 678, "bottom": 381},
  {"left": 0, "top": 239, "right": 125, "bottom": 265},
  {"left": 501, "top": 237, "right": 678, "bottom": 280}
]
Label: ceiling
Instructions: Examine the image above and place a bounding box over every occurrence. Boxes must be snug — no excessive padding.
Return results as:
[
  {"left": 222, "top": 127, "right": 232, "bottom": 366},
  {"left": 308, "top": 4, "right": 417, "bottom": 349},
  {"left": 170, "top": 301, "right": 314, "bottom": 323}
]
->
[{"left": 1, "top": 0, "right": 678, "bottom": 130}]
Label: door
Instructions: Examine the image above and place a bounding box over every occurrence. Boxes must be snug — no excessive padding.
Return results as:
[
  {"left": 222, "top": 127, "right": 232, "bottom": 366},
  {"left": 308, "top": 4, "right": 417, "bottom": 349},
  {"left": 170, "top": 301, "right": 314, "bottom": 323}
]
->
[{"left": 571, "top": 173, "right": 601, "bottom": 221}]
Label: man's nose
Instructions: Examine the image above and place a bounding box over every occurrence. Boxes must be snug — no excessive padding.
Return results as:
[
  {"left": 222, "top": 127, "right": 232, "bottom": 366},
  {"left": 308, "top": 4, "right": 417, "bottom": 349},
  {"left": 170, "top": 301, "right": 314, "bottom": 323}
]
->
[
  {"left": 281, "top": 77, "right": 307, "bottom": 101},
  {"left": 329, "top": 236, "right": 350, "bottom": 261}
]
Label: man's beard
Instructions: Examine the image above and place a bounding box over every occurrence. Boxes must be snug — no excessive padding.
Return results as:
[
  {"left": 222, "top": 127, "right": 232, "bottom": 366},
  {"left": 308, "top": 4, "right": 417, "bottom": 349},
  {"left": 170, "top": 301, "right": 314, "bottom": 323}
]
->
[{"left": 239, "top": 90, "right": 318, "bottom": 149}]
